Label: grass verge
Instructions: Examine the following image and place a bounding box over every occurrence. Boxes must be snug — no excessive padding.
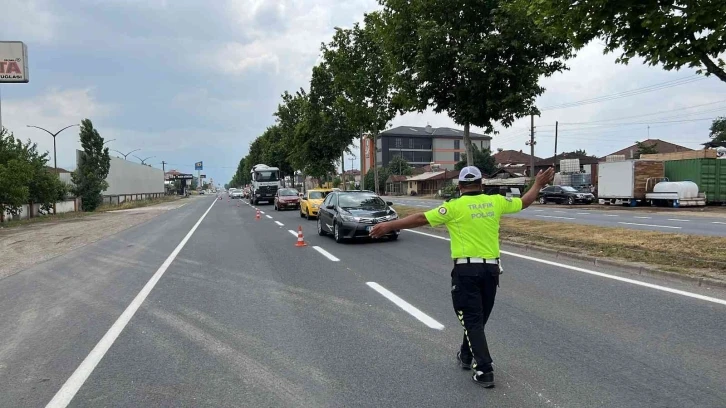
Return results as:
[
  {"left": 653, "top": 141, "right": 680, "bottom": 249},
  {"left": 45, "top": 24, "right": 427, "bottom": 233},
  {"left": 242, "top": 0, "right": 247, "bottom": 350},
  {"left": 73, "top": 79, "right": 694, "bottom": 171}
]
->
[
  {"left": 392, "top": 205, "right": 726, "bottom": 281},
  {"left": 97, "top": 195, "right": 181, "bottom": 212},
  {"left": 1, "top": 196, "right": 182, "bottom": 230}
]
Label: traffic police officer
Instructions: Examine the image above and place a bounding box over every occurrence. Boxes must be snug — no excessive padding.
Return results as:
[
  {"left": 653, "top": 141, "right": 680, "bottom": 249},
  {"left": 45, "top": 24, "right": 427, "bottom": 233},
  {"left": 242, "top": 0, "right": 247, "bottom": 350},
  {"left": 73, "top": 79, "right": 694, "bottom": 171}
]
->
[{"left": 370, "top": 165, "right": 554, "bottom": 388}]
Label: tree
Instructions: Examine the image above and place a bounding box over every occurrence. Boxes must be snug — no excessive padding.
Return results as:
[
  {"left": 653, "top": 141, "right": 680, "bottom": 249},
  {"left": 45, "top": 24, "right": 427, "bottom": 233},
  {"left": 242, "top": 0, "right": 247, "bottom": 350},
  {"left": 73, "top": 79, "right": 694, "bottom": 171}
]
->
[
  {"left": 454, "top": 145, "right": 497, "bottom": 176},
  {"left": 379, "top": 0, "right": 572, "bottom": 166},
  {"left": 709, "top": 117, "right": 726, "bottom": 143},
  {"left": 635, "top": 141, "right": 659, "bottom": 158},
  {"left": 323, "top": 13, "right": 403, "bottom": 194},
  {"left": 71, "top": 119, "right": 111, "bottom": 211},
  {"left": 535, "top": 0, "right": 726, "bottom": 83},
  {"left": 0, "top": 128, "right": 32, "bottom": 220},
  {"left": 387, "top": 155, "right": 413, "bottom": 176},
  {"left": 364, "top": 167, "right": 389, "bottom": 194}
]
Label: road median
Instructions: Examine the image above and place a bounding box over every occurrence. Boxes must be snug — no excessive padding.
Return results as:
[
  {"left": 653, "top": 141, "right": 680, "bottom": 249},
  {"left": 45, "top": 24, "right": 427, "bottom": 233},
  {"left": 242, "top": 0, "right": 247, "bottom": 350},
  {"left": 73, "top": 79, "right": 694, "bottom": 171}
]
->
[{"left": 392, "top": 205, "right": 726, "bottom": 285}]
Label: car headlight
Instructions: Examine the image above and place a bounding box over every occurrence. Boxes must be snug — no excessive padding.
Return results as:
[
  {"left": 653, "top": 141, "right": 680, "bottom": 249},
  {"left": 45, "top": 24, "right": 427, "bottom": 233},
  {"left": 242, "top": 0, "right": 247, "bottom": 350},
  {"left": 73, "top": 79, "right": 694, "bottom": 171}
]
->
[
  {"left": 340, "top": 214, "right": 361, "bottom": 222},
  {"left": 312, "top": 204, "right": 319, "bottom": 208},
  {"left": 576, "top": 194, "right": 583, "bottom": 198}
]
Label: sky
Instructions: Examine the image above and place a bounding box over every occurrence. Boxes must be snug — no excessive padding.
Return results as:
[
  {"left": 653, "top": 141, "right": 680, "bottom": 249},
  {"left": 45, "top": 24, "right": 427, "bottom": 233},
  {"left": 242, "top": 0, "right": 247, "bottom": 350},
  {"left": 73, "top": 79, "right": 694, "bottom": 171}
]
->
[{"left": 1, "top": 0, "right": 724, "bottom": 186}]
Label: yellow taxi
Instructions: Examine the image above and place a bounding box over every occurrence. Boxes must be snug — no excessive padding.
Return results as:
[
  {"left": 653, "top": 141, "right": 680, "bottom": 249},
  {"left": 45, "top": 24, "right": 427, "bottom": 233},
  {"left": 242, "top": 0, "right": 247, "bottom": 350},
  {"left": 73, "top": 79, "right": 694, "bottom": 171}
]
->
[{"left": 299, "top": 189, "right": 332, "bottom": 220}]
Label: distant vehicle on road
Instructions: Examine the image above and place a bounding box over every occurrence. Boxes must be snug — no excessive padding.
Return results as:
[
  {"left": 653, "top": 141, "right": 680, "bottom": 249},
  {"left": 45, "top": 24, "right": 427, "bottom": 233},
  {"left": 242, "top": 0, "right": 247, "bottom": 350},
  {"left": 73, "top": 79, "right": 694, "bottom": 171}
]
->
[
  {"left": 299, "top": 189, "right": 332, "bottom": 220},
  {"left": 230, "top": 189, "right": 244, "bottom": 199},
  {"left": 199, "top": 190, "right": 205, "bottom": 195},
  {"left": 317, "top": 190, "right": 399, "bottom": 243},
  {"left": 274, "top": 188, "right": 300, "bottom": 211},
  {"left": 538, "top": 185, "right": 594, "bottom": 205},
  {"left": 250, "top": 164, "right": 281, "bottom": 205}
]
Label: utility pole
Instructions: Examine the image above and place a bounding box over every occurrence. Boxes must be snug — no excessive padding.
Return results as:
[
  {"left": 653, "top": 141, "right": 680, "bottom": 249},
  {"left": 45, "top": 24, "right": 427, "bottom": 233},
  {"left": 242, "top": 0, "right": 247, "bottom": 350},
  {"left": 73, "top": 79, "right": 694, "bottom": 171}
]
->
[
  {"left": 526, "top": 114, "right": 537, "bottom": 178},
  {"left": 553, "top": 121, "right": 558, "bottom": 167},
  {"left": 161, "top": 161, "right": 166, "bottom": 173},
  {"left": 341, "top": 150, "right": 345, "bottom": 191},
  {"left": 348, "top": 156, "right": 356, "bottom": 189},
  {"left": 373, "top": 134, "right": 379, "bottom": 194}
]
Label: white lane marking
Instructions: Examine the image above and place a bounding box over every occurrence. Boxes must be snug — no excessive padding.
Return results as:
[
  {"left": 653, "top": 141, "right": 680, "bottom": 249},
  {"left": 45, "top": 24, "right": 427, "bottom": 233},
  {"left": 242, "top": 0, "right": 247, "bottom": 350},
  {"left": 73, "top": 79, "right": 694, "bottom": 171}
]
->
[
  {"left": 576, "top": 213, "right": 590, "bottom": 215},
  {"left": 533, "top": 209, "right": 544, "bottom": 212},
  {"left": 265, "top": 215, "right": 273, "bottom": 219},
  {"left": 259, "top": 211, "right": 265, "bottom": 214},
  {"left": 366, "top": 282, "right": 445, "bottom": 330},
  {"left": 603, "top": 214, "right": 619, "bottom": 217},
  {"left": 667, "top": 219, "right": 690, "bottom": 222},
  {"left": 536, "top": 215, "right": 576, "bottom": 220},
  {"left": 634, "top": 216, "right": 651, "bottom": 219},
  {"left": 275, "top": 221, "right": 284, "bottom": 226},
  {"left": 553, "top": 211, "right": 566, "bottom": 213},
  {"left": 402, "top": 229, "right": 726, "bottom": 307},
  {"left": 288, "top": 229, "right": 298, "bottom": 237},
  {"left": 713, "top": 221, "right": 726, "bottom": 225},
  {"left": 618, "top": 222, "right": 681, "bottom": 229},
  {"left": 46, "top": 199, "right": 218, "bottom": 408},
  {"left": 312, "top": 246, "right": 340, "bottom": 262}
]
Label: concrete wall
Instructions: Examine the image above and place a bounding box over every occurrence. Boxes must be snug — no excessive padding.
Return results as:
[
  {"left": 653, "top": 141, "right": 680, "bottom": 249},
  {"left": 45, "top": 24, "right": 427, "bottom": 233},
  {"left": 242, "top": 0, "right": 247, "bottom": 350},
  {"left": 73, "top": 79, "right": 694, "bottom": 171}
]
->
[
  {"left": 103, "top": 155, "right": 165, "bottom": 195},
  {"left": 1, "top": 199, "right": 80, "bottom": 223}
]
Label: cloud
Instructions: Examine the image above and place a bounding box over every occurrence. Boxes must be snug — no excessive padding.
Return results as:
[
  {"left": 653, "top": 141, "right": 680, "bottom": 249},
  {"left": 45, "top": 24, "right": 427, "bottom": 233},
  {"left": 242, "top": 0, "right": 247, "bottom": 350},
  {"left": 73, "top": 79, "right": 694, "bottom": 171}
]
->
[{"left": 1, "top": 0, "right": 60, "bottom": 43}]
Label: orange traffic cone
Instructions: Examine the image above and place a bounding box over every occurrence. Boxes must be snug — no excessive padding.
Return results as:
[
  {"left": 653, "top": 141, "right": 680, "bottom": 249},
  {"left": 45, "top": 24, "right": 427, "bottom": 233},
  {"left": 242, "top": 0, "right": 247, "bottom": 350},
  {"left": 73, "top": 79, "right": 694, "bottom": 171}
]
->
[
  {"left": 255, "top": 209, "right": 261, "bottom": 220},
  {"left": 295, "top": 225, "right": 307, "bottom": 247}
]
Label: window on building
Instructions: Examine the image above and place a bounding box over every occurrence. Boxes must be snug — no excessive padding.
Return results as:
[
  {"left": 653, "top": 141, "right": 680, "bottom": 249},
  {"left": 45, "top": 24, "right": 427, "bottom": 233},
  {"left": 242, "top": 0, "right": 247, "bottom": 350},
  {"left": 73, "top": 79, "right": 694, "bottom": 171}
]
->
[
  {"left": 394, "top": 138, "right": 402, "bottom": 148},
  {"left": 412, "top": 151, "right": 432, "bottom": 163},
  {"left": 402, "top": 151, "right": 415, "bottom": 161},
  {"left": 408, "top": 138, "right": 414, "bottom": 149},
  {"left": 454, "top": 152, "right": 460, "bottom": 162},
  {"left": 454, "top": 139, "right": 460, "bottom": 149}
]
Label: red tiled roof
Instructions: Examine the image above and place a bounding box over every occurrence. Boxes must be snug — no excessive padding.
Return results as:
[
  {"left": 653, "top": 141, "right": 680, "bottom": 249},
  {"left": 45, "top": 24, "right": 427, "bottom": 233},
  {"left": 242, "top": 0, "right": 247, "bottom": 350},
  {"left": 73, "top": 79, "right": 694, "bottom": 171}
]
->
[{"left": 493, "top": 150, "right": 541, "bottom": 165}]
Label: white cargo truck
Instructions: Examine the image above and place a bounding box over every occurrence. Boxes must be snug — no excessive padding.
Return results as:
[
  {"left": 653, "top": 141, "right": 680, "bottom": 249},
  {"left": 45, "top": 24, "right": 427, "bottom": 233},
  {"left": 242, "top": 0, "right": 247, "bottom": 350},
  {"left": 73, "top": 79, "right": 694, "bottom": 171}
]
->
[
  {"left": 597, "top": 160, "right": 664, "bottom": 206},
  {"left": 249, "top": 164, "right": 281, "bottom": 205}
]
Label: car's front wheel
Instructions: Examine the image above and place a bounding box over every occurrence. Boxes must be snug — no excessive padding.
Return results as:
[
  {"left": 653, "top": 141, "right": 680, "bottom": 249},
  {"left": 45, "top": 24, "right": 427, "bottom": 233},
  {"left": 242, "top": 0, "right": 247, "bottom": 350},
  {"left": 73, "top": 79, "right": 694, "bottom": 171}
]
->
[
  {"left": 317, "top": 217, "right": 326, "bottom": 236},
  {"left": 389, "top": 233, "right": 399, "bottom": 241},
  {"left": 567, "top": 196, "right": 575, "bottom": 205},
  {"left": 333, "top": 221, "right": 344, "bottom": 243}
]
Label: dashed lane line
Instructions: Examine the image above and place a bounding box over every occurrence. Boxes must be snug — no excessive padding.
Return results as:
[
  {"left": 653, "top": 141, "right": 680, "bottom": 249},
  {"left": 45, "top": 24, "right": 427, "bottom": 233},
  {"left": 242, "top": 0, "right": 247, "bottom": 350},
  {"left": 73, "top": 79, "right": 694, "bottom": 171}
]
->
[
  {"left": 618, "top": 222, "right": 681, "bottom": 229},
  {"left": 265, "top": 215, "right": 273, "bottom": 219},
  {"left": 312, "top": 246, "right": 340, "bottom": 262},
  {"left": 536, "top": 215, "right": 576, "bottom": 220},
  {"left": 366, "top": 282, "right": 445, "bottom": 330},
  {"left": 275, "top": 221, "right": 284, "bottom": 226}
]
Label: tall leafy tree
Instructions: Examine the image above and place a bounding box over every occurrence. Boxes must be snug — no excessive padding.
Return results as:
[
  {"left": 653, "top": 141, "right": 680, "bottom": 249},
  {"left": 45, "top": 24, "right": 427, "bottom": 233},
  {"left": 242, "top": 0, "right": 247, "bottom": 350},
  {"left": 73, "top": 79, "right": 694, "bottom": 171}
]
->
[
  {"left": 323, "top": 12, "right": 403, "bottom": 193},
  {"left": 379, "top": 0, "right": 572, "bottom": 166},
  {"left": 387, "top": 155, "right": 413, "bottom": 176},
  {"left": 71, "top": 119, "right": 111, "bottom": 211},
  {"left": 454, "top": 145, "right": 497, "bottom": 176},
  {"left": 709, "top": 117, "right": 726, "bottom": 143},
  {"left": 535, "top": 0, "right": 726, "bottom": 83}
]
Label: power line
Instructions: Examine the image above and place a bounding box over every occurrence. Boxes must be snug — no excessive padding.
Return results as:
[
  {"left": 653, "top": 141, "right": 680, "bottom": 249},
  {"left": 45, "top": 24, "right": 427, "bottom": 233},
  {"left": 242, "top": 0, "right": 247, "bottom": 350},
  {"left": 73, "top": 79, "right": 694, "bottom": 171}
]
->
[
  {"left": 540, "top": 76, "right": 706, "bottom": 111},
  {"left": 559, "top": 99, "right": 726, "bottom": 125}
]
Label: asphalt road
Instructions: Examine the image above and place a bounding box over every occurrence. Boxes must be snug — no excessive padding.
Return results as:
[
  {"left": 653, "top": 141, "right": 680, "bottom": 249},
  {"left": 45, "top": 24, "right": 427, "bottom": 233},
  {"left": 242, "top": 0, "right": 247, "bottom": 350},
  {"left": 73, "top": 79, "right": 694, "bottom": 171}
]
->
[
  {"left": 384, "top": 196, "right": 726, "bottom": 237},
  {"left": 1, "top": 195, "right": 725, "bottom": 407}
]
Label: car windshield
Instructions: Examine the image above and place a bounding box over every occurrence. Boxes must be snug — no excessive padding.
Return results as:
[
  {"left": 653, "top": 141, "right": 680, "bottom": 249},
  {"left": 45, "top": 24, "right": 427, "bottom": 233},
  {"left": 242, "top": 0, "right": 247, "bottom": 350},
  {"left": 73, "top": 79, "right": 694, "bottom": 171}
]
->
[
  {"left": 561, "top": 186, "right": 578, "bottom": 192},
  {"left": 338, "top": 193, "right": 387, "bottom": 210},
  {"left": 255, "top": 171, "right": 279, "bottom": 182},
  {"left": 309, "top": 191, "right": 326, "bottom": 200},
  {"left": 279, "top": 189, "right": 298, "bottom": 196}
]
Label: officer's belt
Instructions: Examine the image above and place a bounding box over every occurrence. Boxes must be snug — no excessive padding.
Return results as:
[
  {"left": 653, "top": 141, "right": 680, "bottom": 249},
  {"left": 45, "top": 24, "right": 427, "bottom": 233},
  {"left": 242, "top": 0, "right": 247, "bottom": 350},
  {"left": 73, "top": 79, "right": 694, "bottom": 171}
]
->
[{"left": 454, "top": 257, "right": 499, "bottom": 265}]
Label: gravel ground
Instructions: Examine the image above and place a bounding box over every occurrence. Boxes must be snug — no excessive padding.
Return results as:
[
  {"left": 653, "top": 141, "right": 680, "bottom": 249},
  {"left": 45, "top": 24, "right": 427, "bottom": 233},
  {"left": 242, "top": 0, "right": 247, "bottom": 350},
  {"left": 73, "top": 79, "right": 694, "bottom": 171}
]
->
[{"left": 0, "top": 199, "right": 192, "bottom": 280}]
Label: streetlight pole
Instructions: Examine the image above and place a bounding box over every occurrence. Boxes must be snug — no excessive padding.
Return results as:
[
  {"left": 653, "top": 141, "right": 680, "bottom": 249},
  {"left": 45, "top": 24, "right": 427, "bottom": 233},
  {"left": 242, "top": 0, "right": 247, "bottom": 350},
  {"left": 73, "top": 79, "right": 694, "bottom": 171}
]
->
[
  {"left": 111, "top": 149, "right": 141, "bottom": 160},
  {"left": 27, "top": 124, "right": 80, "bottom": 174},
  {"left": 103, "top": 138, "right": 116, "bottom": 145},
  {"left": 26, "top": 123, "right": 80, "bottom": 215},
  {"left": 133, "top": 155, "right": 155, "bottom": 165}
]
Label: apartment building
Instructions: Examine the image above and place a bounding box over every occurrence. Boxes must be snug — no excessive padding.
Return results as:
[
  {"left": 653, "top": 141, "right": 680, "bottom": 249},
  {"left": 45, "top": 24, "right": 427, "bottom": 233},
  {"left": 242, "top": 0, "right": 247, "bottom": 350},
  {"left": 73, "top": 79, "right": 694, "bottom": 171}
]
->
[{"left": 361, "top": 125, "right": 492, "bottom": 172}]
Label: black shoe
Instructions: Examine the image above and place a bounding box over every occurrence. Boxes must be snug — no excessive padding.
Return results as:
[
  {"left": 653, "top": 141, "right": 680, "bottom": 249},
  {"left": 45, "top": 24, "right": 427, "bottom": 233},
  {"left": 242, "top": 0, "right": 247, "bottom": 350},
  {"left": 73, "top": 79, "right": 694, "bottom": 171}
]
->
[
  {"left": 472, "top": 370, "right": 495, "bottom": 388},
  {"left": 456, "top": 351, "right": 472, "bottom": 370}
]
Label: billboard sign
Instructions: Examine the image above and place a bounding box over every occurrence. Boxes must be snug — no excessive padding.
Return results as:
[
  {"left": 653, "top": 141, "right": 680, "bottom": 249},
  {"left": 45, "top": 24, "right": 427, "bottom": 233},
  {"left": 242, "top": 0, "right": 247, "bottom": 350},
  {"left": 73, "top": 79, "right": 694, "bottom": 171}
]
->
[
  {"left": 0, "top": 41, "right": 29, "bottom": 83},
  {"left": 195, "top": 161, "right": 203, "bottom": 170},
  {"left": 172, "top": 174, "right": 194, "bottom": 180},
  {"left": 200, "top": 174, "right": 206, "bottom": 178}
]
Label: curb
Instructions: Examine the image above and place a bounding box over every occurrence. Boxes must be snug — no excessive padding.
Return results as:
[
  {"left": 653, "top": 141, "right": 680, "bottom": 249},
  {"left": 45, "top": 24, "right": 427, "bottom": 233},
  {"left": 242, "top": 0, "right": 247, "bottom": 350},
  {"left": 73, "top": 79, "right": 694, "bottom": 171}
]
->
[{"left": 415, "top": 226, "right": 726, "bottom": 290}]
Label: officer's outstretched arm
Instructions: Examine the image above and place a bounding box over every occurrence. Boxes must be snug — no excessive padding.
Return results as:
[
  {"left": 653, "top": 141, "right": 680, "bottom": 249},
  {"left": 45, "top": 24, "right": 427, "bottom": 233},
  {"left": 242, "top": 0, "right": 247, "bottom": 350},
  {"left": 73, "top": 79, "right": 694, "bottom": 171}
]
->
[
  {"left": 368, "top": 213, "right": 428, "bottom": 238},
  {"left": 520, "top": 167, "right": 555, "bottom": 209}
]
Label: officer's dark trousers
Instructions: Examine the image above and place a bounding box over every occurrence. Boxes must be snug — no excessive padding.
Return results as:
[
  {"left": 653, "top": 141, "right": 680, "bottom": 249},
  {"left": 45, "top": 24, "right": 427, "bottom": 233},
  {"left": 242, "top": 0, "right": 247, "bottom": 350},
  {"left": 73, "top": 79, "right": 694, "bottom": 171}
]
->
[{"left": 451, "top": 262, "right": 499, "bottom": 373}]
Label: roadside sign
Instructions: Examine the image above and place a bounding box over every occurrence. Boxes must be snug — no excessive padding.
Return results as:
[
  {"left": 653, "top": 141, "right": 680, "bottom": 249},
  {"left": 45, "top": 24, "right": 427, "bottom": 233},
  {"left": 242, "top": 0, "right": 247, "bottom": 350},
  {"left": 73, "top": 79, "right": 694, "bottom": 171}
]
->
[
  {"left": 172, "top": 174, "right": 194, "bottom": 180},
  {"left": 0, "top": 41, "right": 29, "bottom": 83},
  {"left": 200, "top": 174, "right": 206, "bottom": 178},
  {"left": 195, "top": 161, "right": 203, "bottom": 170}
]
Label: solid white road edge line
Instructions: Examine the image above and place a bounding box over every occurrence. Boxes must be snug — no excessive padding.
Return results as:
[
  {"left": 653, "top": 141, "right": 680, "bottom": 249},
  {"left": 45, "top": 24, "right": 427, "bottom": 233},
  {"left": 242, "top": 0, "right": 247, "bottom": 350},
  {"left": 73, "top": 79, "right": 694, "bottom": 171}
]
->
[
  {"left": 45, "top": 198, "right": 218, "bottom": 408},
  {"left": 265, "top": 215, "right": 273, "bottom": 219},
  {"left": 618, "top": 222, "right": 681, "bottom": 229},
  {"left": 634, "top": 216, "right": 652, "bottom": 219},
  {"left": 366, "top": 282, "right": 445, "bottom": 330},
  {"left": 713, "top": 221, "right": 726, "bottom": 225},
  {"left": 402, "top": 229, "right": 726, "bottom": 307},
  {"left": 312, "top": 246, "right": 340, "bottom": 262},
  {"left": 288, "top": 229, "right": 298, "bottom": 237},
  {"left": 667, "top": 219, "right": 690, "bottom": 222},
  {"left": 275, "top": 221, "right": 284, "bottom": 226}
]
